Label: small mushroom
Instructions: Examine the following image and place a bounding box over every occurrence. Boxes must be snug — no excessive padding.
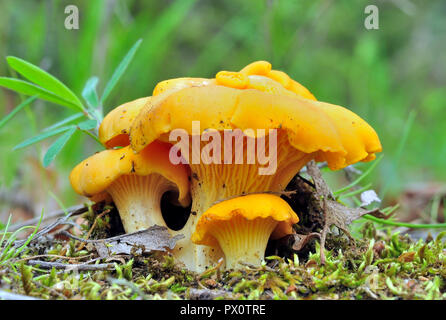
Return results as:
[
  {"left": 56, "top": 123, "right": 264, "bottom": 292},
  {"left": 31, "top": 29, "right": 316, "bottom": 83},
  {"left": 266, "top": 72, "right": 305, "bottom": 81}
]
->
[
  {"left": 191, "top": 194, "right": 299, "bottom": 269},
  {"left": 69, "top": 141, "right": 191, "bottom": 233}
]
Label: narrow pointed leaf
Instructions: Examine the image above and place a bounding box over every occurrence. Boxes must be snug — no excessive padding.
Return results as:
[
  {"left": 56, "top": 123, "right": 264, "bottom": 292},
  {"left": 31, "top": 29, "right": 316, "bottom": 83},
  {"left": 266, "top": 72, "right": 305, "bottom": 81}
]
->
[
  {"left": 334, "top": 155, "right": 384, "bottom": 195},
  {"left": 77, "top": 119, "right": 98, "bottom": 131},
  {"left": 6, "top": 56, "right": 84, "bottom": 110},
  {"left": 82, "top": 76, "right": 100, "bottom": 109},
  {"left": 13, "top": 125, "right": 75, "bottom": 150},
  {"left": 0, "top": 96, "right": 38, "bottom": 130},
  {"left": 101, "top": 39, "right": 142, "bottom": 104},
  {"left": 43, "top": 127, "right": 77, "bottom": 167},
  {"left": 0, "top": 77, "right": 81, "bottom": 111},
  {"left": 42, "top": 113, "right": 84, "bottom": 132}
]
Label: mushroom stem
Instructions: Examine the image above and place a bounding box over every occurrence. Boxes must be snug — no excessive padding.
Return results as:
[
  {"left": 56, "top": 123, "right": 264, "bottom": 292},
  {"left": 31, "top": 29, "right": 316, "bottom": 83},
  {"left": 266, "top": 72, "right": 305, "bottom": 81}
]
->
[
  {"left": 212, "top": 216, "right": 278, "bottom": 269},
  {"left": 107, "top": 173, "right": 176, "bottom": 232}
]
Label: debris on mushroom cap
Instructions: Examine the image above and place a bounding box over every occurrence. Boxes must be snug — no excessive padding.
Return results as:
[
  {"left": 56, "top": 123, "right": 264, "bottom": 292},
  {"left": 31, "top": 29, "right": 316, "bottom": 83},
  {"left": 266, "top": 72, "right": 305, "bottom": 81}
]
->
[
  {"left": 191, "top": 194, "right": 299, "bottom": 269},
  {"left": 69, "top": 141, "right": 191, "bottom": 232},
  {"left": 238, "top": 60, "right": 316, "bottom": 100},
  {"left": 99, "top": 97, "right": 150, "bottom": 148}
]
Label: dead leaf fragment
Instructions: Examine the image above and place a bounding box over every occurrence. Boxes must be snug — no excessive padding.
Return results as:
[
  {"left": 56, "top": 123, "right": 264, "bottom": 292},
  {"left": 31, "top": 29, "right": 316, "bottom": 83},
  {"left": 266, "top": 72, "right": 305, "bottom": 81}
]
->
[
  {"left": 301, "top": 161, "right": 391, "bottom": 264},
  {"left": 87, "top": 226, "right": 183, "bottom": 258},
  {"left": 291, "top": 233, "right": 320, "bottom": 251},
  {"left": 397, "top": 251, "right": 415, "bottom": 263}
]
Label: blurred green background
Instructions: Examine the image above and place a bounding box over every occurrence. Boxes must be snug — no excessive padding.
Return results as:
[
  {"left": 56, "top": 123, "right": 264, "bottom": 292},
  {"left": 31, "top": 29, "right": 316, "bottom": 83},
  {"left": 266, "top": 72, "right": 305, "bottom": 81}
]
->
[{"left": 0, "top": 0, "right": 445, "bottom": 220}]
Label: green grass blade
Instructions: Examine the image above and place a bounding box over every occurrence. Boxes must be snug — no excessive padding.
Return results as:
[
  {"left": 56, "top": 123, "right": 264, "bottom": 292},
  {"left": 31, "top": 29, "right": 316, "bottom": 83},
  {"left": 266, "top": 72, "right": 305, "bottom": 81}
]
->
[
  {"left": 82, "top": 76, "right": 100, "bottom": 109},
  {"left": 380, "top": 110, "right": 417, "bottom": 200},
  {"left": 143, "top": 0, "right": 197, "bottom": 61},
  {"left": 6, "top": 56, "right": 84, "bottom": 111},
  {"left": 0, "top": 77, "right": 82, "bottom": 111},
  {"left": 0, "top": 96, "right": 37, "bottom": 130},
  {"left": 48, "top": 191, "right": 69, "bottom": 216},
  {"left": 430, "top": 194, "right": 441, "bottom": 223},
  {"left": 338, "top": 183, "right": 373, "bottom": 200},
  {"left": 42, "top": 127, "right": 77, "bottom": 167},
  {"left": 100, "top": 39, "right": 142, "bottom": 104},
  {"left": 42, "top": 113, "right": 84, "bottom": 132},
  {"left": 334, "top": 155, "right": 383, "bottom": 196},
  {"left": 13, "top": 125, "right": 75, "bottom": 150},
  {"left": 0, "top": 215, "right": 12, "bottom": 248},
  {"left": 363, "top": 214, "right": 446, "bottom": 229},
  {"left": 9, "top": 209, "right": 44, "bottom": 260},
  {"left": 0, "top": 226, "right": 36, "bottom": 262}
]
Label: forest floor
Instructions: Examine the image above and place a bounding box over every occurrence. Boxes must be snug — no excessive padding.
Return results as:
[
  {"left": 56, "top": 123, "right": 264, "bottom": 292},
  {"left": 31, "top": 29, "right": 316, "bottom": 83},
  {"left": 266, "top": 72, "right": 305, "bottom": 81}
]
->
[{"left": 1, "top": 163, "right": 445, "bottom": 300}]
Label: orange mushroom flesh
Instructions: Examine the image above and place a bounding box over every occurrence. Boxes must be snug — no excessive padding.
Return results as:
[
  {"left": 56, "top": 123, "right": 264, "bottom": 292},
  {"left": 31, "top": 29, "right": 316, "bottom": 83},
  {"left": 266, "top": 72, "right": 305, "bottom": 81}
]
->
[
  {"left": 69, "top": 141, "right": 191, "bottom": 233},
  {"left": 99, "top": 97, "right": 150, "bottom": 148},
  {"left": 191, "top": 194, "right": 299, "bottom": 270},
  {"left": 129, "top": 61, "right": 382, "bottom": 271}
]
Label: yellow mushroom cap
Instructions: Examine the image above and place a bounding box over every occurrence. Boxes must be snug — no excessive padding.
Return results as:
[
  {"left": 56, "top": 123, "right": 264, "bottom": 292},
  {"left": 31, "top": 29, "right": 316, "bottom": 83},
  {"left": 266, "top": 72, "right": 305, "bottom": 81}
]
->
[
  {"left": 98, "top": 97, "right": 150, "bottom": 148},
  {"left": 153, "top": 78, "right": 215, "bottom": 96},
  {"left": 69, "top": 140, "right": 190, "bottom": 207},
  {"left": 130, "top": 81, "right": 381, "bottom": 170},
  {"left": 239, "top": 60, "right": 316, "bottom": 100},
  {"left": 152, "top": 61, "right": 316, "bottom": 101},
  {"left": 191, "top": 194, "right": 299, "bottom": 248}
]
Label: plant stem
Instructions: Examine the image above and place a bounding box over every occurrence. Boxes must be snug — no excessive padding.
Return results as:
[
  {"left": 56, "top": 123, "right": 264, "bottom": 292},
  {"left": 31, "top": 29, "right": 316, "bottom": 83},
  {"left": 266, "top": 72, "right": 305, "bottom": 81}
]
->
[{"left": 363, "top": 214, "right": 446, "bottom": 229}]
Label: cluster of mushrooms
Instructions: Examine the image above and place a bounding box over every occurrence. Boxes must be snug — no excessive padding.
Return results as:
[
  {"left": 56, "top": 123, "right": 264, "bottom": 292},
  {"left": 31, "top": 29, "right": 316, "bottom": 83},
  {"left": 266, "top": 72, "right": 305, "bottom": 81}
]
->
[{"left": 69, "top": 61, "right": 382, "bottom": 272}]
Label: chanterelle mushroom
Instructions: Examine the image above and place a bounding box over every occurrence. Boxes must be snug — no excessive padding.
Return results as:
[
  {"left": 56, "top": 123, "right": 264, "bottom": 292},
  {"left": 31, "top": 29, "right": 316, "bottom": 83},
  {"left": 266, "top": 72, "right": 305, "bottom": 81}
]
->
[
  {"left": 129, "top": 61, "right": 381, "bottom": 271},
  {"left": 69, "top": 141, "right": 191, "bottom": 233},
  {"left": 191, "top": 194, "right": 299, "bottom": 269}
]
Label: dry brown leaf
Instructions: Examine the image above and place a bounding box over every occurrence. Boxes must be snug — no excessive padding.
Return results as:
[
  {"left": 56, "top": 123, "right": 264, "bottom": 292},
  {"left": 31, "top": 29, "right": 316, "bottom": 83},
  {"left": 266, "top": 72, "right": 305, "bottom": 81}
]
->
[
  {"left": 398, "top": 251, "right": 415, "bottom": 263},
  {"left": 94, "top": 226, "right": 184, "bottom": 258},
  {"left": 299, "top": 161, "right": 390, "bottom": 264}
]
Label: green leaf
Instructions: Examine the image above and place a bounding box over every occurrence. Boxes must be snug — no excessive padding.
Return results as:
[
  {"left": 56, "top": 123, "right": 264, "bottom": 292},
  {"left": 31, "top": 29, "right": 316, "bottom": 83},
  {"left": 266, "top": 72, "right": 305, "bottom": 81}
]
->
[
  {"left": 77, "top": 119, "right": 98, "bottom": 131},
  {"left": 0, "top": 96, "right": 38, "bottom": 130},
  {"left": 13, "top": 125, "right": 75, "bottom": 150},
  {"left": 42, "top": 113, "right": 84, "bottom": 132},
  {"left": 101, "top": 39, "right": 142, "bottom": 104},
  {"left": 6, "top": 56, "right": 84, "bottom": 111},
  {"left": 43, "top": 127, "right": 77, "bottom": 167},
  {"left": 82, "top": 76, "right": 100, "bottom": 109},
  {"left": 0, "top": 77, "right": 82, "bottom": 111}
]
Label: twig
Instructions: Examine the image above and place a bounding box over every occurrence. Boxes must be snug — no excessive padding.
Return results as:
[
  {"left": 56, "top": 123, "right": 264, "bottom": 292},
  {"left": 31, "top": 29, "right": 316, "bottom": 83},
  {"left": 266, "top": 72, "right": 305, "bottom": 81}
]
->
[
  {"left": 197, "top": 258, "right": 224, "bottom": 288},
  {"left": 13, "top": 253, "right": 94, "bottom": 264},
  {"left": 58, "top": 230, "right": 123, "bottom": 244},
  {"left": 27, "top": 259, "right": 113, "bottom": 271},
  {"left": 12, "top": 205, "right": 92, "bottom": 248},
  {"left": 8, "top": 204, "right": 86, "bottom": 233},
  {"left": 300, "top": 162, "right": 328, "bottom": 173},
  {"left": 76, "top": 209, "right": 110, "bottom": 251},
  {"left": 188, "top": 288, "right": 233, "bottom": 300}
]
